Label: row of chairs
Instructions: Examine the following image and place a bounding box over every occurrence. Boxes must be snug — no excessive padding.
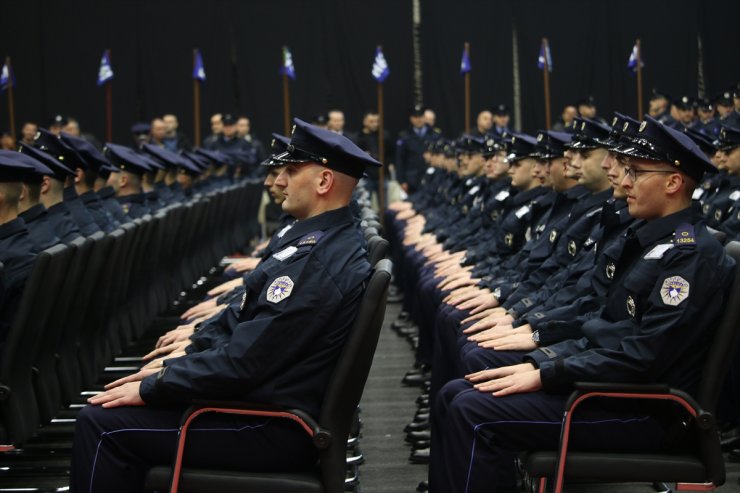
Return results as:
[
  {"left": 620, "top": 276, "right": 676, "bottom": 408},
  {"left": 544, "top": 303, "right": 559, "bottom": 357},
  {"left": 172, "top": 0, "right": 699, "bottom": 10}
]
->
[{"left": 0, "top": 180, "right": 264, "bottom": 449}]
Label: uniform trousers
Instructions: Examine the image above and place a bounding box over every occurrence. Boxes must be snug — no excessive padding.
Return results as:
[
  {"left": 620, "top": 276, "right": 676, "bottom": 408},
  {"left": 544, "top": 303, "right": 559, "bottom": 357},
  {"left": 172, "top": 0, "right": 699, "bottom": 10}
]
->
[
  {"left": 71, "top": 404, "right": 317, "bottom": 493},
  {"left": 430, "top": 379, "right": 667, "bottom": 493}
]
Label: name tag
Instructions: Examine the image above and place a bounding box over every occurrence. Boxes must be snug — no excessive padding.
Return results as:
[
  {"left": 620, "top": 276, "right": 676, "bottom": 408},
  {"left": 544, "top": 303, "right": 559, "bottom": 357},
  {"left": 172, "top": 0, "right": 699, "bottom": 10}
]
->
[
  {"left": 468, "top": 185, "right": 480, "bottom": 195},
  {"left": 730, "top": 190, "right": 740, "bottom": 201},
  {"left": 692, "top": 188, "right": 704, "bottom": 200},
  {"left": 644, "top": 243, "right": 673, "bottom": 260},
  {"left": 272, "top": 246, "right": 297, "bottom": 261},
  {"left": 515, "top": 205, "right": 530, "bottom": 218},
  {"left": 495, "top": 190, "right": 510, "bottom": 201}
]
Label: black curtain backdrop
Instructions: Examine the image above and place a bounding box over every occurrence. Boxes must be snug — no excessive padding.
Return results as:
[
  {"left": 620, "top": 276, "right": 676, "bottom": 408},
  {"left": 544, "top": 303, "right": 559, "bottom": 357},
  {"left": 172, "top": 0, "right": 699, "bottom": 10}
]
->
[{"left": 0, "top": 0, "right": 738, "bottom": 146}]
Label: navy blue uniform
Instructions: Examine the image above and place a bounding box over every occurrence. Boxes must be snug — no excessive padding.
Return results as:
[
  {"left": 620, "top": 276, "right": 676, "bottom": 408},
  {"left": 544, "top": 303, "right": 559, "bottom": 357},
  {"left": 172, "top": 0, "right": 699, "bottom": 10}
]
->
[
  {"left": 395, "top": 125, "right": 442, "bottom": 192},
  {"left": 71, "top": 206, "right": 371, "bottom": 492},
  {"left": 45, "top": 202, "right": 83, "bottom": 244},
  {"left": 18, "top": 204, "right": 61, "bottom": 252},
  {"left": 96, "top": 186, "right": 130, "bottom": 224},
  {"left": 79, "top": 190, "right": 118, "bottom": 233},
  {"left": 63, "top": 186, "right": 102, "bottom": 236},
  {"left": 117, "top": 193, "right": 150, "bottom": 219},
  {"left": 0, "top": 218, "right": 37, "bottom": 349},
  {"left": 430, "top": 206, "right": 735, "bottom": 493}
]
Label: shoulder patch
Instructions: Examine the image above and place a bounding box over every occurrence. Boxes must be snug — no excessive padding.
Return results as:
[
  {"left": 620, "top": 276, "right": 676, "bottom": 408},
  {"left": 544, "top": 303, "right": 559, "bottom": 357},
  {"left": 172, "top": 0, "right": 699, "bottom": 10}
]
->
[
  {"left": 266, "top": 276, "right": 294, "bottom": 304},
  {"left": 674, "top": 223, "right": 695, "bottom": 245},
  {"left": 644, "top": 243, "right": 674, "bottom": 259},
  {"left": 272, "top": 245, "right": 298, "bottom": 261},
  {"left": 297, "top": 231, "right": 325, "bottom": 247},
  {"left": 660, "top": 276, "right": 690, "bottom": 306}
]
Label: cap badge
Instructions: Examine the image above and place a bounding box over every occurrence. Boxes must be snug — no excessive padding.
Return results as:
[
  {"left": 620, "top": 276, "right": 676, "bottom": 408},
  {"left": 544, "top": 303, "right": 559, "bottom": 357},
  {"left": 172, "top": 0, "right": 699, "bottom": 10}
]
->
[
  {"left": 612, "top": 117, "right": 618, "bottom": 126},
  {"left": 639, "top": 121, "right": 647, "bottom": 132},
  {"left": 537, "top": 134, "right": 544, "bottom": 142},
  {"left": 622, "top": 122, "right": 629, "bottom": 132}
]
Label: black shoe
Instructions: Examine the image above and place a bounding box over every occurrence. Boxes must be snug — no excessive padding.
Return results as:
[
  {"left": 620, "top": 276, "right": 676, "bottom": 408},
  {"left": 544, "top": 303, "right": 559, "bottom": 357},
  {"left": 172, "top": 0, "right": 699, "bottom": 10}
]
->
[
  {"left": 417, "top": 396, "right": 430, "bottom": 407},
  {"left": 415, "top": 412, "right": 430, "bottom": 422},
  {"left": 405, "top": 419, "right": 430, "bottom": 433},
  {"left": 387, "top": 291, "right": 404, "bottom": 303},
  {"left": 406, "top": 430, "right": 431, "bottom": 442},
  {"left": 411, "top": 440, "right": 430, "bottom": 450},
  {"left": 402, "top": 371, "right": 431, "bottom": 387},
  {"left": 409, "top": 447, "right": 430, "bottom": 464},
  {"left": 720, "top": 426, "right": 740, "bottom": 451},
  {"left": 398, "top": 325, "right": 419, "bottom": 337},
  {"left": 416, "top": 480, "right": 429, "bottom": 492},
  {"left": 391, "top": 318, "right": 415, "bottom": 330}
]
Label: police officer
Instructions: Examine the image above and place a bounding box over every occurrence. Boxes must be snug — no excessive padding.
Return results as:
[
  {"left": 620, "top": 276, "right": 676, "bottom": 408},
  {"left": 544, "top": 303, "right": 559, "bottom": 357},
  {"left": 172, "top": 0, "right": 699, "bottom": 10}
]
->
[
  {"left": 205, "top": 113, "right": 258, "bottom": 178},
  {"left": 396, "top": 105, "right": 443, "bottom": 194},
  {"left": 103, "top": 143, "right": 153, "bottom": 219},
  {"left": 34, "top": 128, "right": 102, "bottom": 236},
  {"left": 0, "top": 152, "right": 40, "bottom": 348},
  {"left": 491, "top": 104, "right": 511, "bottom": 136},
  {"left": 15, "top": 152, "right": 61, "bottom": 251},
  {"left": 17, "top": 142, "right": 83, "bottom": 243},
  {"left": 429, "top": 116, "right": 735, "bottom": 493},
  {"left": 70, "top": 118, "right": 381, "bottom": 492}
]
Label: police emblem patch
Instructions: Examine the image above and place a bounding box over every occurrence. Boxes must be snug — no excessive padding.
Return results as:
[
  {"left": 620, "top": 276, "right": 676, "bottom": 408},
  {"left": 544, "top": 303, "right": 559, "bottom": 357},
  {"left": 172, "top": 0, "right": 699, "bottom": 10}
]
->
[
  {"left": 606, "top": 262, "right": 615, "bottom": 280},
  {"left": 266, "top": 276, "right": 294, "bottom": 304},
  {"left": 504, "top": 233, "right": 513, "bottom": 247},
  {"left": 660, "top": 276, "right": 690, "bottom": 306},
  {"left": 549, "top": 230, "right": 558, "bottom": 243},
  {"left": 714, "top": 209, "right": 722, "bottom": 221},
  {"left": 626, "top": 295, "right": 636, "bottom": 317}
]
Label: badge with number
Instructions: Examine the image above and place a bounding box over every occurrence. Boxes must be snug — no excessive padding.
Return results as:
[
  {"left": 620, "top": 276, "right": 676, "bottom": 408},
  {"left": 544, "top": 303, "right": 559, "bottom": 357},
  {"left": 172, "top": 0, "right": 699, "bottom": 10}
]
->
[
  {"left": 266, "top": 276, "right": 294, "bottom": 304},
  {"left": 660, "top": 276, "right": 690, "bottom": 306}
]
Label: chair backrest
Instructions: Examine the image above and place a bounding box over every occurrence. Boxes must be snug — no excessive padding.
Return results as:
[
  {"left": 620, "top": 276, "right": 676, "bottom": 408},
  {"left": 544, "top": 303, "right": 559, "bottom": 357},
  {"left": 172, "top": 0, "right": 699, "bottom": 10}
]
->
[
  {"left": 317, "top": 258, "right": 391, "bottom": 493},
  {"left": 699, "top": 241, "right": 740, "bottom": 411},
  {"left": 367, "top": 235, "right": 389, "bottom": 266}
]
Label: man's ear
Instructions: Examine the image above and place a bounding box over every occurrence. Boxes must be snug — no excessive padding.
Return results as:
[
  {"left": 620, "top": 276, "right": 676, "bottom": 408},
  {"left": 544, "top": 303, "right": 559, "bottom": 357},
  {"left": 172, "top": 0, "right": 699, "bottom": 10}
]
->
[
  {"left": 316, "top": 169, "right": 334, "bottom": 196},
  {"left": 40, "top": 176, "right": 51, "bottom": 194},
  {"left": 120, "top": 173, "right": 129, "bottom": 189},
  {"left": 664, "top": 172, "right": 684, "bottom": 196},
  {"left": 19, "top": 183, "right": 27, "bottom": 202},
  {"left": 75, "top": 168, "right": 84, "bottom": 184}
]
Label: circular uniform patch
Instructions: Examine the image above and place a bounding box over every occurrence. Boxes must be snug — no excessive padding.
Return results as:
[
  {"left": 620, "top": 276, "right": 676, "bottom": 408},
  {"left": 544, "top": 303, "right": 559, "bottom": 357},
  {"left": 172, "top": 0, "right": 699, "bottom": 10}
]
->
[
  {"left": 714, "top": 209, "right": 722, "bottom": 221},
  {"left": 504, "top": 233, "right": 514, "bottom": 247},
  {"left": 568, "top": 240, "right": 577, "bottom": 256},
  {"left": 266, "top": 276, "right": 294, "bottom": 304},
  {"left": 660, "top": 276, "right": 690, "bottom": 306},
  {"left": 549, "top": 229, "right": 558, "bottom": 243}
]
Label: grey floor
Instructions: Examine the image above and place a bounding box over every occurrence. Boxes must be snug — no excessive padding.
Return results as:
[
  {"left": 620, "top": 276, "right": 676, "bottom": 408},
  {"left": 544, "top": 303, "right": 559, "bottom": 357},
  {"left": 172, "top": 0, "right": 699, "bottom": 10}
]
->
[{"left": 357, "top": 303, "right": 740, "bottom": 492}]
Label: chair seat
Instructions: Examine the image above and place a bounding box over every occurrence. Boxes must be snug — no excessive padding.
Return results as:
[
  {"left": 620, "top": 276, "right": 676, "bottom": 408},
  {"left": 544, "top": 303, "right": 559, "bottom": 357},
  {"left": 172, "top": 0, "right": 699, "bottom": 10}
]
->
[
  {"left": 145, "top": 466, "right": 325, "bottom": 493},
  {"left": 522, "top": 451, "right": 709, "bottom": 483}
]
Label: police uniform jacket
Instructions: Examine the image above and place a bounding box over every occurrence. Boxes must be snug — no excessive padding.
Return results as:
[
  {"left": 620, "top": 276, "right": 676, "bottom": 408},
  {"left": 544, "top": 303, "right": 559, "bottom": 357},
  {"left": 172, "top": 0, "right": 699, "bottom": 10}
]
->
[
  {"left": 117, "top": 193, "right": 150, "bottom": 219},
  {"left": 139, "top": 206, "right": 371, "bottom": 418},
  {"left": 97, "top": 186, "right": 130, "bottom": 224},
  {"left": 703, "top": 174, "right": 740, "bottom": 227},
  {"left": 45, "top": 202, "right": 83, "bottom": 244},
  {"left": 0, "top": 218, "right": 37, "bottom": 347},
  {"left": 18, "top": 204, "right": 61, "bottom": 252},
  {"left": 79, "top": 190, "right": 118, "bottom": 233},
  {"left": 525, "top": 205, "right": 735, "bottom": 396},
  {"left": 62, "top": 186, "right": 102, "bottom": 236},
  {"left": 395, "top": 125, "right": 442, "bottom": 190}
]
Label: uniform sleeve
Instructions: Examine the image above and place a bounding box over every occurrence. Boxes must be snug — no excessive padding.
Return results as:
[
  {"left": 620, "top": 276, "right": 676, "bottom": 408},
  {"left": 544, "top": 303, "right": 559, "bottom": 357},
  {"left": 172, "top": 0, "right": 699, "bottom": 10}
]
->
[
  {"left": 140, "top": 253, "right": 347, "bottom": 404},
  {"left": 536, "top": 248, "right": 734, "bottom": 392}
]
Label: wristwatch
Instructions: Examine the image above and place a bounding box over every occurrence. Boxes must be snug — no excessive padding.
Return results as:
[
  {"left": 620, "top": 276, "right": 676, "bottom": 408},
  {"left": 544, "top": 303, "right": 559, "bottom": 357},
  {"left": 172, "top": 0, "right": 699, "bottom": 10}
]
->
[{"left": 532, "top": 330, "right": 540, "bottom": 345}]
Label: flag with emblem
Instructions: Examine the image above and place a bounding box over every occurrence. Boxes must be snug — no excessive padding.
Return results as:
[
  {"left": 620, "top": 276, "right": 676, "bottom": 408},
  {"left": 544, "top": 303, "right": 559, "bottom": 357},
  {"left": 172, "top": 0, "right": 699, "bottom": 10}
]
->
[
  {"left": 537, "top": 41, "right": 552, "bottom": 72},
  {"left": 193, "top": 49, "right": 206, "bottom": 81},
  {"left": 460, "top": 45, "right": 471, "bottom": 75},
  {"left": 97, "top": 50, "right": 113, "bottom": 87},
  {"left": 372, "top": 47, "right": 390, "bottom": 83},
  {"left": 281, "top": 46, "right": 296, "bottom": 80},
  {"left": 627, "top": 42, "right": 644, "bottom": 73},
  {"left": 0, "top": 60, "right": 15, "bottom": 92}
]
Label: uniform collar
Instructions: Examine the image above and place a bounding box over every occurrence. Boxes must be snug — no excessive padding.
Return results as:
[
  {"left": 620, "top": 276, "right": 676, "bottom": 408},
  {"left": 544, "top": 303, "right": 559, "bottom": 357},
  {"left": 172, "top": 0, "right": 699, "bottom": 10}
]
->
[
  {"left": 19, "top": 203, "right": 47, "bottom": 224},
  {"left": 97, "top": 186, "right": 116, "bottom": 200},
  {"left": 277, "top": 206, "right": 353, "bottom": 247},
  {"left": 512, "top": 185, "right": 548, "bottom": 206},
  {"left": 118, "top": 192, "right": 147, "bottom": 204},
  {"left": 79, "top": 190, "right": 99, "bottom": 204},
  {"left": 63, "top": 186, "right": 80, "bottom": 200},
  {"left": 47, "top": 201, "right": 70, "bottom": 216},
  {"left": 0, "top": 217, "right": 28, "bottom": 240},
  {"left": 632, "top": 202, "right": 702, "bottom": 248}
]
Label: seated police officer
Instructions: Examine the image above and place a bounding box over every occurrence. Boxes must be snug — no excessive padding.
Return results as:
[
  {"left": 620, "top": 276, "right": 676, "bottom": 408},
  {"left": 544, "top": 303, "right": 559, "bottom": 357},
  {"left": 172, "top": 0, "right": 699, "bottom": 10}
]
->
[
  {"left": 70, "top": 118, "right": 381, "bottom": 492},
  {"left": 428, "top": 116, "right": 736, "bottom": 493},
  {"left": 15, "top": 152, "right": 61, "bottom": 251},
  {"left": 103, "top": 143, "right": 153, "bottom": 219}
]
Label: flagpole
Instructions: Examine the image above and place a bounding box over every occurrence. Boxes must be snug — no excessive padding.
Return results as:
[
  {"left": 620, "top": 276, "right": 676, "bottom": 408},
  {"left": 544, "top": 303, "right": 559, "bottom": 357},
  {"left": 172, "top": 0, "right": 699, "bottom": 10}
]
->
[
  {"left": 282, "top": 73, "right": 291, "bottom": 136},
  {"left": 636, "top": 38, "right": 643, "bottom": 118},
  {"left": 193, "top": 49, "right": 202, "bottom": 147},
  {"left": 376, "top": 46, "right": 386, "bottom": 226},
  {"left": 5, "top": 57, "right": 16, "bottom": 141},
  {"left": 104, "top": 49, "right": 113, "bottom": 142},
  {"left": 464, "top": 42, "right": 471, "bottom": 134},
  {"left": 542, "top": 38, "right": 552, "bottom": 131}
]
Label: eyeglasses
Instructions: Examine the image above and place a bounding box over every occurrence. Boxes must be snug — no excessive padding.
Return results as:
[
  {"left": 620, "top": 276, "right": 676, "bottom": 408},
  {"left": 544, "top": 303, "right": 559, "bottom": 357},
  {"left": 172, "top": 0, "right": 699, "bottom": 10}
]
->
[{"left": 623, "top": 166, "right": 675, "bottom": 181}]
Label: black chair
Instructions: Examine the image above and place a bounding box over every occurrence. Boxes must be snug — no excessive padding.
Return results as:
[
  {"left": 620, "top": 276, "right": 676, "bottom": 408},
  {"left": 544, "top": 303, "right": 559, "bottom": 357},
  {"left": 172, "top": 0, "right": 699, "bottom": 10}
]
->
[
  {"left": 366, "top": 235, "right": 389, "bottom": 267},
  {"left": 145, "top": 259, "right": 393, "bottom": 493},
  {"left": 521, "top": 241, "right": 740, "bottom": 492},
  {"left": 0, "top": 244, "right": 71, "bottom": 447}
]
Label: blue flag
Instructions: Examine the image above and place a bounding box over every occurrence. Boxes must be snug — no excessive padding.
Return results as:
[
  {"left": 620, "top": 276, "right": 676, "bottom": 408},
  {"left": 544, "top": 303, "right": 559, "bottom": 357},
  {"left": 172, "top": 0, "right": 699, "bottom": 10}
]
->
[
  {"left": 371, "top": 47, "right": 390, "bottom": 83},
  {"left": 97, "top": 51, "right": 113, "bottom": 87},
  {"left": 627, "top": 43, "right": 644, "bottom": 73},
  {"left": 281, "top": 46, "right": 296, "bottom": 80},
  {"left": 460, "top": 47, "right": 471, "bottom": 74},
  {"left": 537, "top": 42, "right": 552, "bottom": 72},
  {"left": 0, "top": 61, "right": 14, "bottom": 92},
  {"left": 193, "top": 49, "right": 206, "bottom": 81}
]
